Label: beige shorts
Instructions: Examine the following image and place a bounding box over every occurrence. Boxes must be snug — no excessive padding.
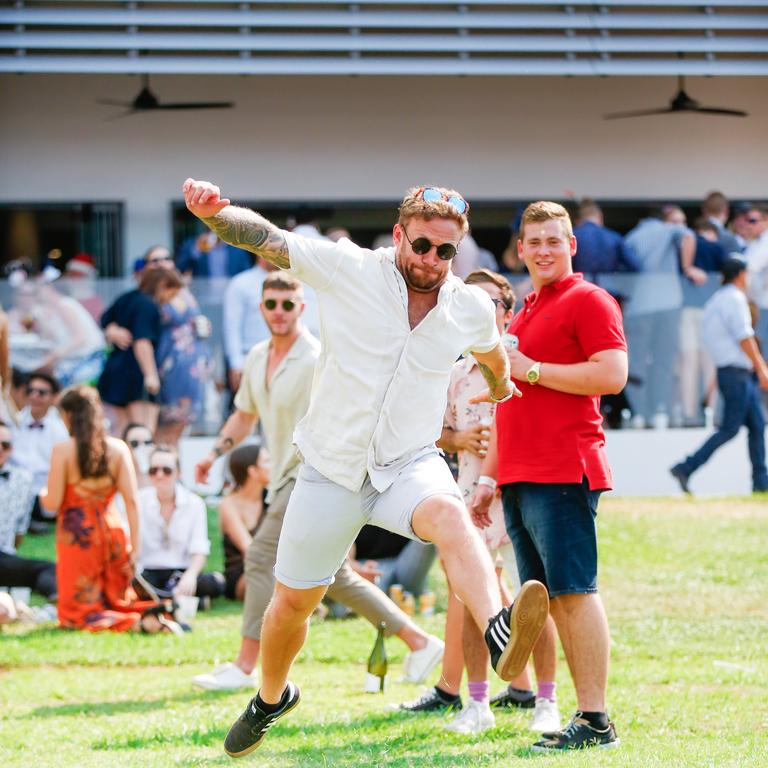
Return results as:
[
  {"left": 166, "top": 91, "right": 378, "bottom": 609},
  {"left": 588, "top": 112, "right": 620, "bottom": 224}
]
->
[{"left": 274, "top": 452, "right": 461, "bottom": 589}]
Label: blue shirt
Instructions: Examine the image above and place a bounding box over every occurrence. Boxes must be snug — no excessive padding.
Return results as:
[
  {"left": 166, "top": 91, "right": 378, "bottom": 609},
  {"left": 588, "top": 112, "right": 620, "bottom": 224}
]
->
[{"left": 573, "top": 221, "right": 638, "bottom": 275}]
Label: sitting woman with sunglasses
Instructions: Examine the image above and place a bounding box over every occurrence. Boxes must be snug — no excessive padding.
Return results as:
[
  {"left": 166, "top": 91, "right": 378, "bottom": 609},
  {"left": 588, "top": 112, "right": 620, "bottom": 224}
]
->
[
  {"left": 219, "top": 443, "right": 269, "bottom": 601},
  {"left": 40, "top": 386, "right": 180, "bottom": 633},
  {"left": 137, "top": 445, "right": 225, "bottom": 603}
]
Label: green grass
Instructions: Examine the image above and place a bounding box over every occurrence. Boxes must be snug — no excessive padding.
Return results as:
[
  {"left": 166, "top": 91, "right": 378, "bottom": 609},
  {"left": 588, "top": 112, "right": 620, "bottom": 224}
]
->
[{"left": 2, "top": 498, "right": 767, "bottom": 767}]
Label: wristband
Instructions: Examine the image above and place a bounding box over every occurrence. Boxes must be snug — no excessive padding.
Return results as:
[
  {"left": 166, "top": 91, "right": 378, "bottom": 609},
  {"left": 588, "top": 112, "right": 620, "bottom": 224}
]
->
[
  {"left": 477, "top": 475, "right": 497, "bottom": 491},
  {"left": 489, "top": 387, "right": 515, "bottom": 404}
]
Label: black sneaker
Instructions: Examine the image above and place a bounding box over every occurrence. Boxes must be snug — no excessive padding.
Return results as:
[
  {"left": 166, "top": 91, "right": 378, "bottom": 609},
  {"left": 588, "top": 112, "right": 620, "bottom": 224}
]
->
[
  {"left": 398, "top": 686, "right": 463, "bottom": 713},
  {"left": 490, "top": 687, "right": 536, "bottom": 709},
  {"left": 224, "top": 682, "right": 301, "bottom": 758},
  {"left": 532, "top": 713, "right": 619, "bottom": 751},
  {"left": 485, "top": 580, "right": 549, "bottom": 682},
  {"left": 670, "top": 464, "right": 691, "bottom": 494}
]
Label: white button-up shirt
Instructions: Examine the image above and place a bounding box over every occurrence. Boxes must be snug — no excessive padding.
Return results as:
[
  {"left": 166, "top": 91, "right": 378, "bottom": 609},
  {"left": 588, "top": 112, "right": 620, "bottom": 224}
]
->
[
  {"left": 702, "top": 284, "right": 755, "bottom": 370},
  {"left": 284, "top": 232, "right": 499, "bottom": 493},
  {"left": 137, "top": 483, "right": 210, "bottom": 570},
  {"left": 10, "top": 407, "right": 70, "bottom": 492}
]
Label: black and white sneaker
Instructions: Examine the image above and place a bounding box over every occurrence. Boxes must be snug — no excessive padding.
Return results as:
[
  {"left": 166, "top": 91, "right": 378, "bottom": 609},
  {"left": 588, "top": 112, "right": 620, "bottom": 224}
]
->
[
  {"left": 397, "top": 686, "right": 463, "bottom": 713},
  {"left": 224, "top": 682, "right": 301, "bottom": 758},
  {"left": 484, "top": 580, "right": 549, "bottom": 682},
  {"left": 532, "top": 712, "right": 619, "bottom": 751},
  {"left": 489, "top": 687, "right": 536, "bottom": 709}
]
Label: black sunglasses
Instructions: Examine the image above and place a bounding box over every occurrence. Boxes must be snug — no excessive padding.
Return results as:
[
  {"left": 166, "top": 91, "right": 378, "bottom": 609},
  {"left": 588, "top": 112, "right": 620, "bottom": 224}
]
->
[
  {"left": 27, "top": 387, "right": 53, "bottom": 397},
  {"left": 128, "top": 439, "right": 154, "bottom": 449},
  {"left": 491, "top": 298, "right": 511, "bottom": 310},
  {"left": 0, "top": 440, "right": 11, "bottom": 450},
  {"left": 401, "top": 225, "right": 458, "bottom": 261},
  {"left": 148, "top": 466, "right": 174, "bottom": 477},
  {"left": 746, "top": 217, "right": 762, "bottom": 224},
  {"left": 263, "top": 298, "right": 297, "bottom": 311}
]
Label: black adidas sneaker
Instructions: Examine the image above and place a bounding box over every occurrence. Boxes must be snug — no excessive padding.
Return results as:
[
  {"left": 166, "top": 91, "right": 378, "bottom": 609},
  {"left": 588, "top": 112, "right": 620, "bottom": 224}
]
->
[
  {"left": 532, "top": 712, "right": 619, "bottom": 751},
  {"left": 484, "top": 580, "right": 549, "bottom": 681},
  {"left": 224, "top": 682, "right": 301, "bottom": 758}
]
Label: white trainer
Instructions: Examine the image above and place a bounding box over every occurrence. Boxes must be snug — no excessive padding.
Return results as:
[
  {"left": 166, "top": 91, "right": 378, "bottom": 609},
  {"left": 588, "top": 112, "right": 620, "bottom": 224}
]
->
[
  {"left": 530, "top": 697, "right": 561, "bottom": 733},
  {"left": 445, "top": 699, "right": 495, "bottom": 735},
  {"left": 192, "top": 662, "right": 257, "bottom": 691},
  {"left": 400, "top": 634, "right": 445, "bottom": 684}
]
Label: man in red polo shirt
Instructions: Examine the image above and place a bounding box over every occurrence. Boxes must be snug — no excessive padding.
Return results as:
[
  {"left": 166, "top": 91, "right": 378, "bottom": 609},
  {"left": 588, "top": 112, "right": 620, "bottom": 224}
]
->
[{"left": 472, "top": 201, "right": 627, "bottom": 751}]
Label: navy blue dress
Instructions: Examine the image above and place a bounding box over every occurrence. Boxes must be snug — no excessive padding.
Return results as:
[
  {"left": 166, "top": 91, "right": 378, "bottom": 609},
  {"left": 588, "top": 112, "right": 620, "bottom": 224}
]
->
[{"left": 97, "top": 289, "right": 160, "bottom": 407}]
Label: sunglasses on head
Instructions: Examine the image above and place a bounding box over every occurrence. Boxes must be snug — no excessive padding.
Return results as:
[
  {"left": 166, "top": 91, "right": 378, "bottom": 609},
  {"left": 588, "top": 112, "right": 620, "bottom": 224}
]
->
[
  {"left": 263, "top": 298, "right": 297, "bottom": 312},
  {"left": 416, "top": 186, "right": 470, "bottom": 215},
  {"left": 148, "top": 255, "right": 173, "bottom": 265},
  {"left": 128, "top": 439, "right": 154, "bottom": 449},
  {"left": 27, "top": 387, "right": 52, "bottom": 397},
  {"left": 148, "top": 466, "right": 174, "bottom": 477},
  {"left": 0, "top": 441, "right": 11, "bottom": 450},
  {"left": 401, "top": 225, "right": 458, "bottom": 261}
]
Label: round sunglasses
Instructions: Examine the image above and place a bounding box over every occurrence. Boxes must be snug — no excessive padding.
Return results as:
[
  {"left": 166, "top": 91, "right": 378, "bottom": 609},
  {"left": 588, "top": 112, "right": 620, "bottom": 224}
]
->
[
  {"left": 263, "top": 298, "right": 298, "bottom": 312},
  {"left": 401, "top": 225, "right": 458, "bottom": 261},
  {"left": 148, "top": 466, "right": 175, "bottom": 477},
  {"left": 128, "top": 439, "right": 154, "bottom": 449}
]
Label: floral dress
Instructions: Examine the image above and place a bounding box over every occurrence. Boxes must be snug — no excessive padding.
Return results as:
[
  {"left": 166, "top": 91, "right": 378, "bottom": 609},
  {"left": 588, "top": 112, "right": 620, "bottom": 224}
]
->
[
  {"left": 157, "top": 289, "right": 211, "bottom": 426},
  {"left": 56, "top": 482, "right": 154, "bottom": 631}
]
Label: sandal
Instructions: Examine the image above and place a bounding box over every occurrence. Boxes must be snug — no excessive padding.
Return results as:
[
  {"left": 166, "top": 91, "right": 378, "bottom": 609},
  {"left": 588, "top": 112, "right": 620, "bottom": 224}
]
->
[{"left": 140, "top": 603, "right": 186, "bottom": 636}]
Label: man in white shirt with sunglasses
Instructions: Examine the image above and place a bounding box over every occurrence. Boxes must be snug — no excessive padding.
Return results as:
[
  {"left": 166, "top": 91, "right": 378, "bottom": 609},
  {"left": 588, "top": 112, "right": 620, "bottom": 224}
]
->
[{"left": 183, "top": 179, "right": 550, "bottom": 758}]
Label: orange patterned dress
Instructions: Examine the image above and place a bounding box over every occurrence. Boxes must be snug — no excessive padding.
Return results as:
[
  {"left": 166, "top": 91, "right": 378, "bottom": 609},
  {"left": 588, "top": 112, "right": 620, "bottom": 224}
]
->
[{"left": 56, "top": 482, "right": 154, "bottom": 631}]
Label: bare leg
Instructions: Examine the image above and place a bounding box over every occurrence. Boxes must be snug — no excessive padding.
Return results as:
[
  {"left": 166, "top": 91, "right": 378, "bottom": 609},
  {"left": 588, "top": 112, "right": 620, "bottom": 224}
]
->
[
  {"left": 412, "top": 496, "right": 500, "bottom": 634},
  {"left": 154, "top": 419, "right": 187, "bottom": 447},
  {"left": 103, "top": 404, "right": 127, "bottom": 437},
  {"left": 259, "top": 582, "right": 327, "bottom": 703},
  {"left": 396, "top": 622, "right": 429, "bottom": 652},
  {"left": 531, "top": 615, "right": 558, "bottom": 684},
  {"left": 438, "top": 587, "right": 465, "bottom": 696},
  {"left": 495, "top": 568, "right": 533, "bottom": 690},
  {"left": 550, "top": 593, "right": 609, "bottom": 711},
  {"left": 235, "top": 637, "right": 261, "bottom": 675},
  {"left": 127, "top": 400, "right": 159, "bottom": 434}
]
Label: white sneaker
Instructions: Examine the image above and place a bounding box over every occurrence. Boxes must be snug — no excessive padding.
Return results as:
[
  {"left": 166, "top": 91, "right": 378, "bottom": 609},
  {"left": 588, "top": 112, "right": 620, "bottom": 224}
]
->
[
  {"left": 530, "top": 697, "right": 561, "bottom": 733},
  {"left": 192, "top": 662, "right": 257, "bottom": 691},
  {"left": 445, "top": 699, "right": 495, "bottom": 735},
  {"left": 400, "top": 634, "right": 445, "bottom": 683}
]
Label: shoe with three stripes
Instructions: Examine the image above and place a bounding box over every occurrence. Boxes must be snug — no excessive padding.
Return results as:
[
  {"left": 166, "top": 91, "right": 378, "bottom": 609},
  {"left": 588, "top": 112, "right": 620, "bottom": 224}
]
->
[
  {"left": 224, "top": 681, "right": 301, "bottom": 758},
  {"left": 484, "top": 580, "right": 549, "bottom": 682}
]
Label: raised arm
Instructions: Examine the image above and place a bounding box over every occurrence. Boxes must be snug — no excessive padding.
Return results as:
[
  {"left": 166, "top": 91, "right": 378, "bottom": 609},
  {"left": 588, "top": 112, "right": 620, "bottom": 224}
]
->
[{"left": 183, "top": 178, "right": 289, "bottom": 269}]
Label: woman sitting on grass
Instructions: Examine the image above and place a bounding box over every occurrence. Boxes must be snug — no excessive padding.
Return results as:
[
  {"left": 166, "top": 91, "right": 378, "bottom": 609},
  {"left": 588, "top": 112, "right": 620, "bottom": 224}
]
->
[
  {"left": 41, "top": 386, "right": 179, "bottom": 633},
  {"left": 136, "top": 445, "right": 225, "bottom": 603},
  {"left": 220, "top": 443, "right": 268, "bottom": 601}
]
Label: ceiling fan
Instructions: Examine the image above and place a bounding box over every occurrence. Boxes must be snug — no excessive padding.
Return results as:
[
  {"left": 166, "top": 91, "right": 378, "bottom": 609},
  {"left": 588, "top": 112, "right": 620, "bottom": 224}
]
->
[
  {"left": 98, "top": 75, "right": 234, "bottom": 116},
  {"left": 603, "top": 75, "right": 748, "bottom": 120}
]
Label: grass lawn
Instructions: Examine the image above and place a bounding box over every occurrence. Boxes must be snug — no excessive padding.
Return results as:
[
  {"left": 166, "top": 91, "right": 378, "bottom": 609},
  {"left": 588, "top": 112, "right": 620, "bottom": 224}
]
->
[{"left": 1, "top": 496, "right": 767, "bottom": 767}]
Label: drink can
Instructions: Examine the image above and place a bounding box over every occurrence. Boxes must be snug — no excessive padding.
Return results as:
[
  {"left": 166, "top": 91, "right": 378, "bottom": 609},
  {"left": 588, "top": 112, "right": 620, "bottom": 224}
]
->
[
  {"left": 419, "top": 591, "right": 436, "bottom": 617},
  {"left": 401, "top": 592, "right": 416, "bottom": 616},
  {"left": 389, "top": 584, "right": 404, "bottom": 606},
  {"left": 501, "top": 333, "right": 519, "bottom": 350}
]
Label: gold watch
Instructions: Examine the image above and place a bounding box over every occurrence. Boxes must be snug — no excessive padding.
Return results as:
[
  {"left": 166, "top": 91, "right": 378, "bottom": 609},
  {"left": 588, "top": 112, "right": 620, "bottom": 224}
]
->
[{"left": 526, "top": 361, "right": 542, "bottom": 385}]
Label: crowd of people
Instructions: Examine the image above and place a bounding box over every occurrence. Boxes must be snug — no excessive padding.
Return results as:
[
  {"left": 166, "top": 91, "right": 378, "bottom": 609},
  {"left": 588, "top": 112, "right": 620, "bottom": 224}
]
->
[{"left": 1, "top": 184, "right": 766, "bottom": 757}]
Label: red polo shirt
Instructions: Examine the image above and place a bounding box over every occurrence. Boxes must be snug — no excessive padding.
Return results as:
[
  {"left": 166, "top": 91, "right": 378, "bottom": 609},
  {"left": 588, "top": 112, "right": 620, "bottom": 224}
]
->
[{"left": 496, "top": 273, "right": 626, "bottom": 491}]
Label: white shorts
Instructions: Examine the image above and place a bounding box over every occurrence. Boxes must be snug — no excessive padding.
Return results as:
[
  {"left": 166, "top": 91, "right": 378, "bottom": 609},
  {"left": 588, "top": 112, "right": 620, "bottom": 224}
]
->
[{"left": 275, "top": 453, "right": 462, "bottom": 589}]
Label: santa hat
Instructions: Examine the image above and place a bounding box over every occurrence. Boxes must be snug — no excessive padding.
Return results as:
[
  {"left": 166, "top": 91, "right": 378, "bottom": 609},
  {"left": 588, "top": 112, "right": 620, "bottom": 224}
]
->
[{"left": 65, "top": 252, "right": 97, "bottom": 278}]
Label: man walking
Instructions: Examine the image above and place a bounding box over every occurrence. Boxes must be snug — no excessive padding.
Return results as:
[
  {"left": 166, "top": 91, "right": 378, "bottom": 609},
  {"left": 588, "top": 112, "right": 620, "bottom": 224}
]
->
[
  {"left": 671, "top": 257, "right": 768, "bottom": 493},
  {"left": 474, "top": 201, "right": 627, "bottom": 751},
  {"left": 183, "top": 178, "right": 549, "bottom": 758},
  {"left": 193, "top": 271, "right": 444, "bottom": 692}
]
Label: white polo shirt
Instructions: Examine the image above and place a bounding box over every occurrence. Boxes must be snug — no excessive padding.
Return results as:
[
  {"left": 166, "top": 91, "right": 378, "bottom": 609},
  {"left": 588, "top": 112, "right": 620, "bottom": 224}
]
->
[
  {"left": 234, "top": 328, "right": 320, "bottom": 503},
  {"left": 283, "top": 232, "right": 499, "bottom": 493}
]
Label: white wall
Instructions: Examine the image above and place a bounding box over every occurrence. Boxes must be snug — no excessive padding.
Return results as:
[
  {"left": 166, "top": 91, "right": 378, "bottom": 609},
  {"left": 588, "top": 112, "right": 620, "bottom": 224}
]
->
[{"left": 1, "top": 74, "right": 766, "bottom": 266}]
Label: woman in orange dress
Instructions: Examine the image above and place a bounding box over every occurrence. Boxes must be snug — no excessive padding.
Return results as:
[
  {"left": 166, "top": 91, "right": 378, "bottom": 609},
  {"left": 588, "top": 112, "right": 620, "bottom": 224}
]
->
[{"left": 41, "top": 386, "right": 172, "bottom": 632}]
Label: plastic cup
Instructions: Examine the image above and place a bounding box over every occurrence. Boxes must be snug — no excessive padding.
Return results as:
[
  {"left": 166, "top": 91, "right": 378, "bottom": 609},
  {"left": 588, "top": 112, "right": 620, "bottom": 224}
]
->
[
  {"left": 175, "top": 595, "right": 200, "bottom": 621},
  {"left": 10, "top": 587, "right": 31, "bottom": 605}
]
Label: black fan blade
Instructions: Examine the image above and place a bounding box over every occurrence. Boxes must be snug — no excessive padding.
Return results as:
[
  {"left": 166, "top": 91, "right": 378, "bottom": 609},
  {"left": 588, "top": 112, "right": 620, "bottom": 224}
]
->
[
  {"left": 603, "top": 107, "right": 675, "bottom": 120},
  {"left": 154, "top": 102, "right": 234, "bottom": 110},
  {"left": 97, "top": 99, "right": 133, "bottom": 108},
  {"left": 694, "top": 106, "right": 748, "bottom": 117}
]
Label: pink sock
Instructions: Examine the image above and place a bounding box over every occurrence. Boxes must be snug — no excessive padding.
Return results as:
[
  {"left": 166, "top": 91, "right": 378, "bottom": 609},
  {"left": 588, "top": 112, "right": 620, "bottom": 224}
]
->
[
  {"left": 468, "top": 680, "right": 490, "bottom": 704},
  {"left": 537, "top": 681, "right": 556, "bottom": 702}
]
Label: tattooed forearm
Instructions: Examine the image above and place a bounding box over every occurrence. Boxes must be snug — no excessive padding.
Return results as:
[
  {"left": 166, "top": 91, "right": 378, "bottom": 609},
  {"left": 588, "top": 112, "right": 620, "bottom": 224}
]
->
[
  {"left": 203, "top": 206, "right": 290, "bottom": 269},
  {"left": 212, "top": 436, "right": 235, "bottom": 458},
  {"left": 476, "top": 347, "right": 513, "bottom": 400}
]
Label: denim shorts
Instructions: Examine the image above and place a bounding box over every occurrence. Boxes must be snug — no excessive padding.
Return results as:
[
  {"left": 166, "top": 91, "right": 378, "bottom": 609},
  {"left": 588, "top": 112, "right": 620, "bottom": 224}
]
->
[{"left": 501, "top": 478, "right": 601, "bottom": 597}]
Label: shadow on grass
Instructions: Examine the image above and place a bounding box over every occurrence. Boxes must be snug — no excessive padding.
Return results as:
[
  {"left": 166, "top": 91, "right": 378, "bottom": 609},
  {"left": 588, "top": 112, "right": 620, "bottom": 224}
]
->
[
  {"left": 88, "top": 710, "right": 542, "bottom": 765},
  {"left": 27, "top": 689, "right": 234, "bottom": 719}
]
